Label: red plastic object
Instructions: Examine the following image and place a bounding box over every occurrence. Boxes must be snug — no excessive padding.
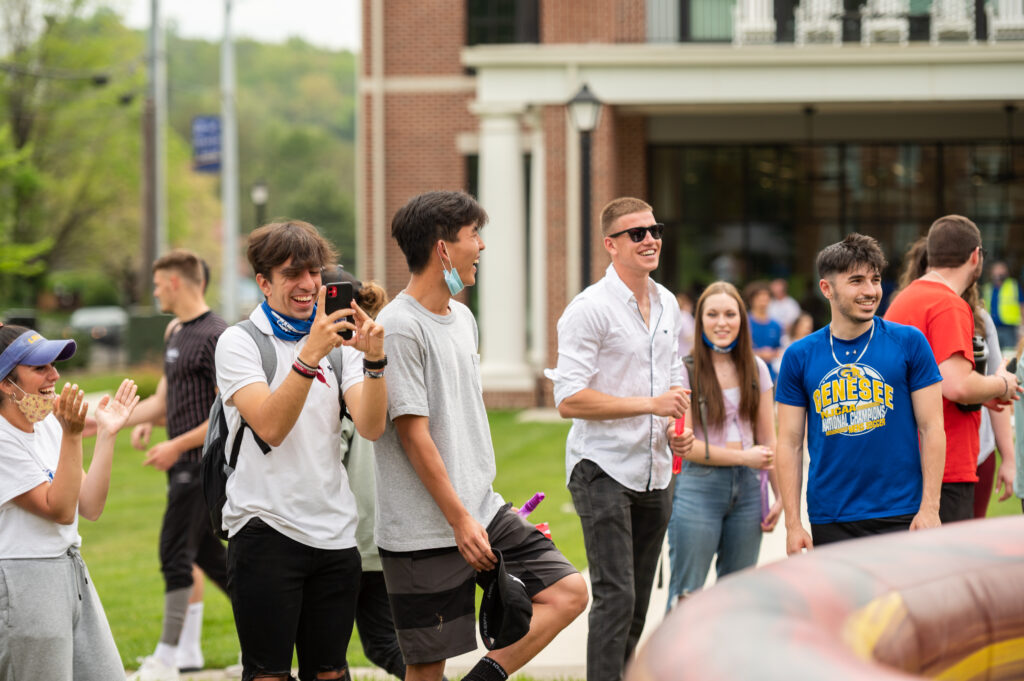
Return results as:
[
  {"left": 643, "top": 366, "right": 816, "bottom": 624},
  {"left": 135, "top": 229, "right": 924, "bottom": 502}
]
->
[
  {"left": 535, "top": 522, "right": 551, "bottom": 539},
  {"left": 673, "top": 415, "right": 685, "bottom": 474}
]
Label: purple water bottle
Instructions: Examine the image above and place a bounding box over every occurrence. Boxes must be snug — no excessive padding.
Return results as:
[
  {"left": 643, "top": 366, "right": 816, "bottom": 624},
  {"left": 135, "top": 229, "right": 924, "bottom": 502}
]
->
[{"left": 517, "top": 492, "right": 545, "bottom": 518}]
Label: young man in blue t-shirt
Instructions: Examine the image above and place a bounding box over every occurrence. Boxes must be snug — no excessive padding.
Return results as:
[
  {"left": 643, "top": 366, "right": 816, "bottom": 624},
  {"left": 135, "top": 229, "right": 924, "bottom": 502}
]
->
[{"left": 775, "top": 234, "right": 946, "bottom": 553}]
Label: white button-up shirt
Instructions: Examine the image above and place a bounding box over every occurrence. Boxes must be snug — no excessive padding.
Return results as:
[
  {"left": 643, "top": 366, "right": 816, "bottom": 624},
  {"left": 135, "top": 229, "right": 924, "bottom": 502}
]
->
[{"left": 545, "top": 264, "right": 684, "bottom": 492}]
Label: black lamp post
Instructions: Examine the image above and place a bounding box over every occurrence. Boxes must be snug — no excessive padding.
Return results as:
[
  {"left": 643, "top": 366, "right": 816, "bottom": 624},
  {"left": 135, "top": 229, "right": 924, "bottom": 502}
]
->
[
  {"left": 568, "top": 83, "right": 602, "bottom": 291},
  {"left": 250, "top": 179, "right": 268, "bottom": 228}
]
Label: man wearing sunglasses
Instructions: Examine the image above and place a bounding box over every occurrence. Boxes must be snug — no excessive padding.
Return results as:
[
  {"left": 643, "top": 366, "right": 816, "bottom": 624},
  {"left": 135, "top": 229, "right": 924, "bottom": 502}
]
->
[{"left": 546, "top": 197, "right": 693, "bottom": 681}]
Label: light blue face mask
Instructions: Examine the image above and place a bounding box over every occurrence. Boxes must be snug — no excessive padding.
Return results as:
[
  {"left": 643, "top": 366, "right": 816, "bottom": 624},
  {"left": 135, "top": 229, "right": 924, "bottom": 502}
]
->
[{"left": 439, "top": 243, "right": 464, "bottom": 296}]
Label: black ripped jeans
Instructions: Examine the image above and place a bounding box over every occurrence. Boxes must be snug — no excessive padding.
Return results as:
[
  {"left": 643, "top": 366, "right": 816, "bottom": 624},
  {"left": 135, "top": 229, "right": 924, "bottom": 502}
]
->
[{"left": 228, "top": 517, "right": 361, "bottom": 681}]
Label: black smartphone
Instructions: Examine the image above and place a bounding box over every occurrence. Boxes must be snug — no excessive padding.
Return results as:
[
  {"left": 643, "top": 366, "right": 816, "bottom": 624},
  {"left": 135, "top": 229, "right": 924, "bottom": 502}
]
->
[
  {"left": 324, "top": 281, "right": 354, "bottom": 340},
  {"left": 1008, "top": 357, "right": 1018, "bottom": 374}
]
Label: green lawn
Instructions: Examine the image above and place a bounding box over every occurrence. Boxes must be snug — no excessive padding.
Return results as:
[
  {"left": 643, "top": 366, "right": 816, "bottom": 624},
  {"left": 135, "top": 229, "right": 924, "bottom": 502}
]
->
[
  {"left": 68, "top": 368, "right": 1024, "bottom": 671},
  {"left": 78, "top": 408, "right": 575, "bottom": 670}
]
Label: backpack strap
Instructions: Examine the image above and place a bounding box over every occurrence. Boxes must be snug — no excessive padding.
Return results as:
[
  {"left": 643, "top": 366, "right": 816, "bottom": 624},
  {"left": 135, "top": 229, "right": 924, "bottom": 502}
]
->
[
  {"left": 239, "top": 318, "right": 348, "bottom": 422},
  {"left": 682, "top": 354, "right": 711, "bottom": 462},
  {"left": 231, "top": 320, "right": 274, "bottom": 463},
  {"left": 326, "top": 346, "right": 348, "bottom": 420}
]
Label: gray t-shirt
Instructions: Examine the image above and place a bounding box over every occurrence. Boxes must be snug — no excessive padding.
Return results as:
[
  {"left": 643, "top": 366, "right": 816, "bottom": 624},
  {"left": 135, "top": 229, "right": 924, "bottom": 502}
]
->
[{"left": 373, "top": 293, "right": 505, "bottom": 551}]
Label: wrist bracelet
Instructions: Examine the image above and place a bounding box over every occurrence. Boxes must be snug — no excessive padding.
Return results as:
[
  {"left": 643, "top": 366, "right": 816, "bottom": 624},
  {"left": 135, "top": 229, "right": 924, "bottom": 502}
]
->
[
  {"left": 1000, "top": 375, "right": 1008, "bottom": 397},
  {"left": 363, "top": 356, "right": 388, "bottom": 371},
  {"left": 292, "top": 361, "right": 316, "bottom": 379},
  {"left": 363, "top": 367, "right": 385, "bottom": 379},
  {"left": 295, "top": 357, "right": 318, "bottom": 373}
]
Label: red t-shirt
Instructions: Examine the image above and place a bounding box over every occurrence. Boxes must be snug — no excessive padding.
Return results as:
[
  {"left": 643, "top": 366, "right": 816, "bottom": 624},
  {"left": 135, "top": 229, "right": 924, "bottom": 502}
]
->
[{"left": 885, "top": 279, "right": 979, "bottom": 483}]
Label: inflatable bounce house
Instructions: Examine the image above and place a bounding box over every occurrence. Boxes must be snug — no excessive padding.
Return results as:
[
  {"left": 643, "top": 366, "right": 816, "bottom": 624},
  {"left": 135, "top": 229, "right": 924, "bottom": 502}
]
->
[{"left": 629, "top": 516, "right": 1024, "bottom": 681}]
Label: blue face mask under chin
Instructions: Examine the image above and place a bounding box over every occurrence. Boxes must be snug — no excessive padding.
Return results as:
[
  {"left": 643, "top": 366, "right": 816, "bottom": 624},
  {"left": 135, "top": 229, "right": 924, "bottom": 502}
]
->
[
  {"left": 702, "top": 331, "right": 738, "bottom": 354},
  {"left": 439, "top": 244, "right": 464, "bottom": 296}
]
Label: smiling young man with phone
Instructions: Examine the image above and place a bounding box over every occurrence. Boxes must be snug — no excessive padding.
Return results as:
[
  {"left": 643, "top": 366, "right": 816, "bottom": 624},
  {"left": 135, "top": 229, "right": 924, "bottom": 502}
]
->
[
  {"left": 373, "top": 191, "right": 587, "bottom": 681},
  {"left": 214, "top": 220, "right": 387, "bottom": 681},
  {"left": 545, "top": 196, "right": 694, "bottom": 681}
]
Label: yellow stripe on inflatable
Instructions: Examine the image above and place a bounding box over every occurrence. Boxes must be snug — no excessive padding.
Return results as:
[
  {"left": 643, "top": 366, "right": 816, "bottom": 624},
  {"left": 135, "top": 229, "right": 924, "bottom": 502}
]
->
[
  {"left": 933, "top": 637, "right": 1024, "bottom": 681},
  {"left": 841, "top": 591, "right": 907, "bottom": 660}
]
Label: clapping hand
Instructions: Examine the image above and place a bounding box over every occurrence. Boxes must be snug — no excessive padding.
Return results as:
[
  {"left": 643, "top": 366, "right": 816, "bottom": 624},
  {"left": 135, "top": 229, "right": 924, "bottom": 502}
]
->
[
  {"left": 53, "top": 383, "right": 87, "bottom": 435},
  {"left": 93, "top": 379, "right": 140, "bottom": 438}
]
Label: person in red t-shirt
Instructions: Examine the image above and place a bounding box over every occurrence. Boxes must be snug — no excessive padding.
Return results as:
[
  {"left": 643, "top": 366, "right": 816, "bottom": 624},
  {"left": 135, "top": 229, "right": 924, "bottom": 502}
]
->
[{"left": 886, "top": 215, "right": 1022, "bottom": 522}]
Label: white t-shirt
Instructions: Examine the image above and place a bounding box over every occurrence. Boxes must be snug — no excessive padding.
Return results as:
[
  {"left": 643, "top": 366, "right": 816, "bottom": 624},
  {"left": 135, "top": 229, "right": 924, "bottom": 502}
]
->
[
  {"left": 215, "top": 307, "right": 363, "bottom": 550},
  {"left": 0, "top": 414, "right": 81, "bottom": 558}
]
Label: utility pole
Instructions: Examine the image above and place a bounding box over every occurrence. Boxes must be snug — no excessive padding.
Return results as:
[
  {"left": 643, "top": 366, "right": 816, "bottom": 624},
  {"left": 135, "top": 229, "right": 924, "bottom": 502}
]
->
[
  {"left": 220, "top": 0, "right": 239, "bottom": 322},
  {"left": 141, "top": 0, "right": 167, "bottom": 305}
]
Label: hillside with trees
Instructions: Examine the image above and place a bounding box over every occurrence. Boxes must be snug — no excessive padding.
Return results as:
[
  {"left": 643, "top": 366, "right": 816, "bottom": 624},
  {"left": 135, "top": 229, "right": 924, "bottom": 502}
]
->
[{"left": 0, "top": 0, "right": 357, "bottom": 310}]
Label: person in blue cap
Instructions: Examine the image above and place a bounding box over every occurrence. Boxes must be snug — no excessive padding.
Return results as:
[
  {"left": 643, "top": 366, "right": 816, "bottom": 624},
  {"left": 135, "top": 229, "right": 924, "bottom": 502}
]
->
[{"left": 0, "top": 323, "right": 140, "bottom": 679}]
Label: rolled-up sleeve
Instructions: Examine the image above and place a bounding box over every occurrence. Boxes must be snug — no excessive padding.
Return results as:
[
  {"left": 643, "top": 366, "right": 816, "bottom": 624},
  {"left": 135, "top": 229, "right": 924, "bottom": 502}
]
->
[{"left": 544, "top": 299, "right": 605, "bottom": 407}]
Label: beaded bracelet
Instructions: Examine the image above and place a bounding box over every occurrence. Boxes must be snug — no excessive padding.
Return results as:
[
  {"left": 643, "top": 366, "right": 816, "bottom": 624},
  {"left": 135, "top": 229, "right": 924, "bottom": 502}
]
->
[
  {"left": 292, "top": 361, "right": 317, "bottom": 379},
  {"left": 295, "top": 357, "right": 318, "bottom": 373}
]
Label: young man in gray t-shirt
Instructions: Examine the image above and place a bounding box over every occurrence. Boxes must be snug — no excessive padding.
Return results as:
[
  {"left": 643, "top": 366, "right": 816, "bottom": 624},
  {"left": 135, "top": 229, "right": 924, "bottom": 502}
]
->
[{"left": 373, "top": 191, "right": 587, "bottom": 681}]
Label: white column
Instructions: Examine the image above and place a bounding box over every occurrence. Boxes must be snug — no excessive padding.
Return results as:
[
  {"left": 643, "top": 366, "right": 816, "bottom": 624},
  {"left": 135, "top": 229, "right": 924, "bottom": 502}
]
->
[
  {"left": 475, "top": 104, "right": 534, "bottom": 392},
  {"left": 525, "top": 110, "right": 547, "bottom": 372}
]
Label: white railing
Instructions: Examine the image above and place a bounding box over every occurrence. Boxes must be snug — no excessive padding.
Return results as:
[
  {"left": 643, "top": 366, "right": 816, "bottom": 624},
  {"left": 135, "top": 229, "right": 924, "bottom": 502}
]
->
[
  {"left": 988, "top": 0, "right": 1024, "bottom": 43},
  {"left": 644, "top": 0, "right": 1022, "bottom": 46},
  {"left": 795, "top": 0, "right": 843, "bottom": 46},
  {"left": 733, "top": 0, "right": 777, "bottom": 45}
]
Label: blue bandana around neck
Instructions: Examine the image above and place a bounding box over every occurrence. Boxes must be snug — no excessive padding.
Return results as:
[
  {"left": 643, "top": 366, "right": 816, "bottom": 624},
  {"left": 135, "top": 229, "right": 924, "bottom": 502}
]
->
[
  {"left": 261, "top": 300, "right": 316, "bottom": 341},
  {"left": 702, "top": 331, "right": 738, "bottom": 354}
]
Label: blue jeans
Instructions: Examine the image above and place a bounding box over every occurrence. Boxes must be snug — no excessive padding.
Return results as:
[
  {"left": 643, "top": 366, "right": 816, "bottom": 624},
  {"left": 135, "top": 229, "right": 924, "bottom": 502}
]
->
[{"left": 666, "top": 461, "right": 762, "bottom": 607}]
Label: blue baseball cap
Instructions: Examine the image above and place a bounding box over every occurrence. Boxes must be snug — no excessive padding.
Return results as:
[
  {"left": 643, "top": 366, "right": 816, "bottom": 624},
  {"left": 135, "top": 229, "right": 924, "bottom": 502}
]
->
[{"left": 0, "top": 330, "right": 76, "bottom": 382}]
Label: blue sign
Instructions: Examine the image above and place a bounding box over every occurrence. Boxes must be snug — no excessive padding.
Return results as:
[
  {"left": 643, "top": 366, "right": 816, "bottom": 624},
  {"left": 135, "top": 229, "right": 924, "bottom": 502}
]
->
[{"left": 192, "top": 115, "right": 221, "bottom": 173}]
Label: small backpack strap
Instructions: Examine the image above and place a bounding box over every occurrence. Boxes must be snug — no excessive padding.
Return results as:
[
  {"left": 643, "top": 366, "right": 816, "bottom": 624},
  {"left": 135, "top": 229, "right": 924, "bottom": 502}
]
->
[
  {"left": 238, "top": 319, "right": 278, "bottom": 381},
  {"left": 232, "top": 319, "right": 273, "bottom": 459},
  {"left": 682, "top": 355, "right": 711, "bottom": 462},
  {"left": 327, "top": 346, "right": 348, "bottom": 419}
]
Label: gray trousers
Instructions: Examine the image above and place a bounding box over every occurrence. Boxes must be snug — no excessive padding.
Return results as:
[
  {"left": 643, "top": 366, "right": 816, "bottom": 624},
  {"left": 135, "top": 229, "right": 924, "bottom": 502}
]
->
[
  {"left": 568, "top": 460, "right": 673, "bottom": 681},
  {"left": 0, "top": 549, "right": 124, "bottom": 681}
]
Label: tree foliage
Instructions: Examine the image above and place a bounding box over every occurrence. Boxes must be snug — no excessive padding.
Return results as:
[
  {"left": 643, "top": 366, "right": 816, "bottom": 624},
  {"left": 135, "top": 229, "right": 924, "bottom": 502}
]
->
[{"left": 0, "top": 2, "right": 357, "bottom": 309}]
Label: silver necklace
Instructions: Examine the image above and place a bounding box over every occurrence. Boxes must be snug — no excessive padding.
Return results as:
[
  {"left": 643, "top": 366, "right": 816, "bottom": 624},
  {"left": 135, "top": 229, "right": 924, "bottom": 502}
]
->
[
  {"left": 927, "top": 270, "right": 958, "bottom": 293},
  {"left": 829, "top": 318, "right": 875, "bottom": 367}
]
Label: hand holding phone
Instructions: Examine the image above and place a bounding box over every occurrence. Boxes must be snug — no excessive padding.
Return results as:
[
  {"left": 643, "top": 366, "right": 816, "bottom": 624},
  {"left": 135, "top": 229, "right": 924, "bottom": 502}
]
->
[{"left": 324, "top": 281, "right": 354, "bottom": 340}]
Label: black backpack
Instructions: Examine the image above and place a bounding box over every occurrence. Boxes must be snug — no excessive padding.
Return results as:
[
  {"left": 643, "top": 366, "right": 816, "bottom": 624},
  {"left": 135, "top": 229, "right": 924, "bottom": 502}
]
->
[{"left": 200, "top": 320, "right": 346, "bottom": 540}]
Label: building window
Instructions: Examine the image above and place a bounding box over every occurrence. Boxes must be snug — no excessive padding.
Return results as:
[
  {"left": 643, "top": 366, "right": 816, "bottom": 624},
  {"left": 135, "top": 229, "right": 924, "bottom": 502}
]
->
[
  {"left": 650, "top": 141, "right": 1024, "bottom": 317},
  {"left": 466, "top": 0, "right": 539, "bottom": 46}
]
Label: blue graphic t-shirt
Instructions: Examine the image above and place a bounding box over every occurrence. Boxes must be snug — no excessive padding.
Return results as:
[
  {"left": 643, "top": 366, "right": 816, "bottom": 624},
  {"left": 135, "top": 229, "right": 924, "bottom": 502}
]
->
[{"left": 775, "top": 317, "right": 942, "bottom": 524}]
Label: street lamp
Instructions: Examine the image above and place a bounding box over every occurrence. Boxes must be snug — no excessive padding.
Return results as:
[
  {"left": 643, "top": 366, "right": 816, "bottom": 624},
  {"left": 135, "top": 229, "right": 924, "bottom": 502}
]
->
[
  {"left": 250, "top": 179, "right": 268, "bottom": 228},
  {"left": 567, "top": 83, "right": 602, "bottom": 291}
]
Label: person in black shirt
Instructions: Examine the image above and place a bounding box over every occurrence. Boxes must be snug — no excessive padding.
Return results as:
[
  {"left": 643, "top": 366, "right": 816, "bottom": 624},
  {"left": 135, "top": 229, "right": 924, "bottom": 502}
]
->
[{"left": 126, "top": 250, "right": 229, "bottom": 680}]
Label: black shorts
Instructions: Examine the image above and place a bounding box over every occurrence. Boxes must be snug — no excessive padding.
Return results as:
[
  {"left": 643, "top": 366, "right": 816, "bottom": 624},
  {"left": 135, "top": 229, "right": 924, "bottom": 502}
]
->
[
  {"left": 811, "top": 513, "right": 915, "bottom": 547},
  {"left": 379, "top": 504, "right": 578, "bottom": 665},
  {"left": 159, "top": 460, "right": 228, "bottom": 592},
  {"left": 939, "top": 482, "right": 975, "bottom": 524}
]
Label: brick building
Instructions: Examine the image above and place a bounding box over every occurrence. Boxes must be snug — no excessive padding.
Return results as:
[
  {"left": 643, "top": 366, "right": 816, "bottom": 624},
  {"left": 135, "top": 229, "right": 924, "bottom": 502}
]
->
[{"left": 358, "top": 0, "right": 1024, "bottom": 407}]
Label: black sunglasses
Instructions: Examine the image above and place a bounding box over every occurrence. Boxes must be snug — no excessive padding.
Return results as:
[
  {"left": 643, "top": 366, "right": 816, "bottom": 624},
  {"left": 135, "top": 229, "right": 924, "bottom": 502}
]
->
[{"left": 608, "top": 223, "right": 665, "bottom": 242}]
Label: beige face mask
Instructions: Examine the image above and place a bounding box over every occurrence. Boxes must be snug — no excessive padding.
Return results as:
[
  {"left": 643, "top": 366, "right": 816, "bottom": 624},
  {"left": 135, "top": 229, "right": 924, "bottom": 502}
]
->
[{"left": 8, "top": 381, "right": 55, "bottom": 424}]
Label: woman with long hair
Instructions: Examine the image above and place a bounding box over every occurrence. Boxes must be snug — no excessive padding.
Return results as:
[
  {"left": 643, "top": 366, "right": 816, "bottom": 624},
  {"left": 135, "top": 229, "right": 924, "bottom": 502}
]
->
[
  {"left": 0, "top": 323, "right": 139, "bottom": 678},
  {"left": 666, "top": 282, "right": 781, "bottom": 608}
]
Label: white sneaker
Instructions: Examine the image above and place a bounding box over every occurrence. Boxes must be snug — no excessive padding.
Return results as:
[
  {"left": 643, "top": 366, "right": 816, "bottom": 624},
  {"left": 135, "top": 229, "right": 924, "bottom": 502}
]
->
[
  {"left": 128, "top": 655, "right": 181, "bottom": 681},
  {"left": 175, "top": 646, "right": 204, "bottom": 674}
]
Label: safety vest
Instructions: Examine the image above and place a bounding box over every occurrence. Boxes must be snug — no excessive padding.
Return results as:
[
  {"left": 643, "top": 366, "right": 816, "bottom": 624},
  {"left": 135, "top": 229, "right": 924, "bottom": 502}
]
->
[{"left": 984, "top": 278, "right": 1023, "bottom": 326}]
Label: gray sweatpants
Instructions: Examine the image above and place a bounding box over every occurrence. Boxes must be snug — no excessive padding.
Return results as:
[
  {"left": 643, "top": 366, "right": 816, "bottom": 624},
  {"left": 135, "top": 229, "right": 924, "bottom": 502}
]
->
[{"left": 0, "top": 548, "right": 124, "bottom": 680}]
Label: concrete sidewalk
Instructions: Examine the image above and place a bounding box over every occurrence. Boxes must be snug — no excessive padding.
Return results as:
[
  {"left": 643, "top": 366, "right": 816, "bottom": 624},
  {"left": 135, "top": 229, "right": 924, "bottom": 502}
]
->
[
  {"left": 175, "top": 507, "right": 797, "bottom": 681},
  {"left": 442, "top": 511, "right": 794, "bottom": 680}
]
